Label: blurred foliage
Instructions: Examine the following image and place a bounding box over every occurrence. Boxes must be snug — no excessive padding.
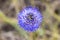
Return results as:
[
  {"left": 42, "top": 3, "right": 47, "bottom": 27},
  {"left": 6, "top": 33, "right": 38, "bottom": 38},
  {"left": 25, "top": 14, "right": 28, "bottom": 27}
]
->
[{"left": 0, "top": 0, "right": 60, "bottom": 40}]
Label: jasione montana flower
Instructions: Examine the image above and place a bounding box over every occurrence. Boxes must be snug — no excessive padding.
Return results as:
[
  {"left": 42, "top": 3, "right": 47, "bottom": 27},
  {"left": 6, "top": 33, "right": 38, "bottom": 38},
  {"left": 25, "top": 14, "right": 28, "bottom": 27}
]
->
[{"left": 18, "top": 6, "right": 43, "bottom": 32}]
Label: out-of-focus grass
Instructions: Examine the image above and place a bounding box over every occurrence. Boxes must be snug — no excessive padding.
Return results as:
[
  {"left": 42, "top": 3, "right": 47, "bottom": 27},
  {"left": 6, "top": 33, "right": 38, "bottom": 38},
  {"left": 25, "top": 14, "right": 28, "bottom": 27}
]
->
[
  {"left": 0, "top": 11, "right": 29, "bottom": 40},
  {"left": 0, "top": 0, "right": 60, "bottom": 40}
]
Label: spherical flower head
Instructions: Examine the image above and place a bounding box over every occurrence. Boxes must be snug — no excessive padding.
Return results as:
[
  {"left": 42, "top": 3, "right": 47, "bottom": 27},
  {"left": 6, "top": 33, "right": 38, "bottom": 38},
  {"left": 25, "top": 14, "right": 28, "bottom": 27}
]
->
[{"left": 17, "top": 6, "right": 43, "bottom": 32}]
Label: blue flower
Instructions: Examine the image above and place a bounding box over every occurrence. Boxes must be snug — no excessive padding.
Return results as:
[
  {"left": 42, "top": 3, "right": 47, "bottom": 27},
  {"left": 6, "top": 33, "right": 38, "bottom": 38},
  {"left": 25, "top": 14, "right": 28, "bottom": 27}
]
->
[{"left": 18, "top": 6, "right": 43, "bottom": 32}]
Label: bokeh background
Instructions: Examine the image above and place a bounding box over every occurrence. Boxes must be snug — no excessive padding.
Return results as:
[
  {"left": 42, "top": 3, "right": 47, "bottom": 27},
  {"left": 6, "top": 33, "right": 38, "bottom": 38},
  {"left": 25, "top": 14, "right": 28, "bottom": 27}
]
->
[{"left": 0, "top": 0, "right": 60, "bottom": 40}]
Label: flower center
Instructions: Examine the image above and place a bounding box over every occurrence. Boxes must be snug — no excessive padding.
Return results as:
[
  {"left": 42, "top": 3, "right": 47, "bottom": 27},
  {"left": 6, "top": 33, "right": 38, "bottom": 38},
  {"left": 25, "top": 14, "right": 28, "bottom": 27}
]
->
[
  {"left": 28, "top": 14, "right": 33, "bottom": 20},
  {"left": 25, "top": 13, "right": 35, "bottom": 25}
]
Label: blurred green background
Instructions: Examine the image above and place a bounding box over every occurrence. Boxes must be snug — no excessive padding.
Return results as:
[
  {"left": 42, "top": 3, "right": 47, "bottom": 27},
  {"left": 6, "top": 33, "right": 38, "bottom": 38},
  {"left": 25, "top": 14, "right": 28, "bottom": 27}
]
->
[{"left": 0, "top": 0, "right": 60, "bottom": 40}]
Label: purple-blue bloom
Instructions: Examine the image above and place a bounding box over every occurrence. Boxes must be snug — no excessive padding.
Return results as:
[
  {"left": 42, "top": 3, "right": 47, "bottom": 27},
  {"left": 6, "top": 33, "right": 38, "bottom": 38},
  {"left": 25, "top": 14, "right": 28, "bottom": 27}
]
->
[{"left": 18, "top": 6, "right": 43, "bottom": 32}]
